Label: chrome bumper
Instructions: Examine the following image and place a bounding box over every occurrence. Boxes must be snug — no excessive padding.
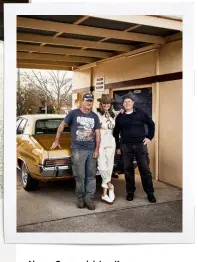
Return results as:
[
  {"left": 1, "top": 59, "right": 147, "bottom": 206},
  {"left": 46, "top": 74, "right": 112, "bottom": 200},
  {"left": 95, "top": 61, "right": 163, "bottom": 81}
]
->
[{"left": 39, "top": 165, "right": 72, "bottom": 178}]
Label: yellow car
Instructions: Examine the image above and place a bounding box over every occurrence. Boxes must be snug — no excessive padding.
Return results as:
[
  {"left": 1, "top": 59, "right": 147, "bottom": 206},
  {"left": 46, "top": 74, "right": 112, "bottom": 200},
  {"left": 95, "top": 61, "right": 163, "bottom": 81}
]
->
[
  {"left": 16, "top": 114, "right": 136, "bottom": 191},
  {"left": 17, "top": 114, "right": 72, "bottom": 191}
]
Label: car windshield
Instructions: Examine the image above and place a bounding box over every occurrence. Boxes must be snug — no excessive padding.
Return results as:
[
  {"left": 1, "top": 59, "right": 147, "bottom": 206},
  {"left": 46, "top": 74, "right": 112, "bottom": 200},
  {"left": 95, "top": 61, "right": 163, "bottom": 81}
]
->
[{"left": 35, "top": 119, "right": 70, "bottom": 134}]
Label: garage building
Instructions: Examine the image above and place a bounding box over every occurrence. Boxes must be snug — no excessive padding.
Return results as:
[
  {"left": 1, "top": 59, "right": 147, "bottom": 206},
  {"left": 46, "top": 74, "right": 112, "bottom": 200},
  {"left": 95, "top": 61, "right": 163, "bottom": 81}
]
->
[{"left": 16, "top": 15, "right": 183, "bottom": 188}]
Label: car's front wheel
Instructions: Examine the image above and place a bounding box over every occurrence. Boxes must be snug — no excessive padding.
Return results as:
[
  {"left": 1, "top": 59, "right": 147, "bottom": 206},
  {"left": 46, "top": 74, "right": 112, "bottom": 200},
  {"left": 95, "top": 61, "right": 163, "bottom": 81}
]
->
[{"left": 21, "top": 163, "right": 39, "bottom": 191}]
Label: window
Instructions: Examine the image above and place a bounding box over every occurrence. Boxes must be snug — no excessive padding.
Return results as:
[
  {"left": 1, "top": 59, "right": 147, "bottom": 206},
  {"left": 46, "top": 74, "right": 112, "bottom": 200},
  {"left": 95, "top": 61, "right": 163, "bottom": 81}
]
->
[
  {"left": 17, "top": 118, "right": 27, "bottom": 135},
  {"left": 35, "top": 119, "right": 70, "bottom": 134}
]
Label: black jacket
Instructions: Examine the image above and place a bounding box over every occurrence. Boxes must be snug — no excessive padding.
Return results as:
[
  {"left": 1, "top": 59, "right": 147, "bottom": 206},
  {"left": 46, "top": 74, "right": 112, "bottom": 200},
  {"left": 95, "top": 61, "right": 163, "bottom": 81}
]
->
[{"left": 113, "top": 107, "right": 155, "bottom": 149}]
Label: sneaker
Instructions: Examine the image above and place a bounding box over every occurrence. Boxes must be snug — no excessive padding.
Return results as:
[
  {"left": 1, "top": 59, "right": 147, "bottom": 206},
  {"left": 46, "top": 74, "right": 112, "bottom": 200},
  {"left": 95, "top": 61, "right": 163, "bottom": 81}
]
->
[
  {"left": 101, "top": 194, "right": 113, "bottom": 205},
  {"left": 109, "top": 185, "right": 115, "bottom": 201},
  {"left": 126, "top": 194, "right": 134, "bottom": 201},
  {"left": 85, "top": 200, "right": 96, "bottom": 210},
  {"left": 77, "top": 200, "right": 85, "bottom": 209},
  {"left": 147, "top": 194, "right": 156, "bottom": 203}
]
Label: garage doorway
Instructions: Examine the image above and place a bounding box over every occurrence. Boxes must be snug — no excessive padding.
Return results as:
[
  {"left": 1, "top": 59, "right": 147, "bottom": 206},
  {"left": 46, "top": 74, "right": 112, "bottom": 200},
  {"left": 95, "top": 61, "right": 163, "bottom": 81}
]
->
[
  {"left": 113, "top": 87, "right": 152, "bottom": 137},
  {"left": 113, "top": 87, "right": 152, "bottom": 117},
  {"left": 112, "top": 86, "right": 156, "bottom": 178}
]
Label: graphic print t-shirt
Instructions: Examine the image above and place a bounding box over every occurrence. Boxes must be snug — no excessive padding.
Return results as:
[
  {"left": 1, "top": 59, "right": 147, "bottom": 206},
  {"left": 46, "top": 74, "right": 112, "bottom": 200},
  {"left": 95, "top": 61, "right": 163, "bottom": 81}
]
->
[{"left": 64, "top": 109, "right": 100, "bottom": 150}]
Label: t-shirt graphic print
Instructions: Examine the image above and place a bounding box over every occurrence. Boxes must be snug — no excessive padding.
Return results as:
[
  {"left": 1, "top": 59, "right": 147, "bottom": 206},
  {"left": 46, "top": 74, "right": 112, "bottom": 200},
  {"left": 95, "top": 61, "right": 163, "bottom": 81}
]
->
[
  {"left": 76, "top": 116, "right": 95, "bottom": 141},
  {"left": 64, "top": 109, "right": 100, "bottom": 150}
]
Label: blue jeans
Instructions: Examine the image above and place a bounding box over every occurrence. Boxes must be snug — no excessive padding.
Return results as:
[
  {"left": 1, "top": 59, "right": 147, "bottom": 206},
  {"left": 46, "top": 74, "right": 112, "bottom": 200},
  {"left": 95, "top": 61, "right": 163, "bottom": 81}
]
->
[{"left": 71, "top": 149, "right": 96, "bottom": 202}]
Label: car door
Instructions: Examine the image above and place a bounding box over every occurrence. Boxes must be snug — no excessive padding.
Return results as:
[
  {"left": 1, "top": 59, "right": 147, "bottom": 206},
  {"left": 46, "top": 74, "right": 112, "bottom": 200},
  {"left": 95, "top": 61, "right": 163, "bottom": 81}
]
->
[
  {"left": 17, "top": 118, "right": 28, "bottom": 160},
  {"left": 18, "top": 117, "right": 43, "bottom": 177},
  {"left": 16, "top": 117, "right": 22, "bottom": 130}
]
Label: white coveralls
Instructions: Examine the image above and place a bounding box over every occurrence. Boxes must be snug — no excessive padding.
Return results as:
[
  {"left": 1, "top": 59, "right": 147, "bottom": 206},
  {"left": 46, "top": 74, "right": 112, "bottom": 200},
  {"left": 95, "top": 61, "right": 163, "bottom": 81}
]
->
[{"left": 97, "top": 111, "right": 116, "bottom": 188}]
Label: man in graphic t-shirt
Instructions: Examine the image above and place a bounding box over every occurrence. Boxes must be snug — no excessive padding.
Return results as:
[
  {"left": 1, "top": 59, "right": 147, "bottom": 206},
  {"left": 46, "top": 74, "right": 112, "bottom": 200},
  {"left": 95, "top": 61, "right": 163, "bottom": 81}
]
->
[{"left": 51, "top": 93, "right": 101, "bottom": 210}]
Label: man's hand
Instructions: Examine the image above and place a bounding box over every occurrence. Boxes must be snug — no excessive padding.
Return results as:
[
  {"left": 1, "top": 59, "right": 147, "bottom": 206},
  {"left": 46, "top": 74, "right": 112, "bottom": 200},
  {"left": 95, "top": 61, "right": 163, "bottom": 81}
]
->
[
  {"left": 116, "top": 149, "right": 121, "bottom": 155},
  {"left": 51, "top": 140, "right": 61, "bottom": 150},
  {"left": 143, "top": 138, "right": 151, "bottom": 145},
  {"left": 50, "top": 121, "right": 67, "bottom": 149},
  {"left": 94, "top": 129, "right": 101, "bottom": 158},
  {"left": 93, "top": 149, "right": 99, "bottom": 158}
]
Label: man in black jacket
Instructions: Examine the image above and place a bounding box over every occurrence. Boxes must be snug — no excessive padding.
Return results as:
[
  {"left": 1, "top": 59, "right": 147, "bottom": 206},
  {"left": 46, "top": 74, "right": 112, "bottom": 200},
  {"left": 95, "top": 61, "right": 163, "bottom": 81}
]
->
[{"left": 113, "top": 95, "right": 156, "bottom": 203}]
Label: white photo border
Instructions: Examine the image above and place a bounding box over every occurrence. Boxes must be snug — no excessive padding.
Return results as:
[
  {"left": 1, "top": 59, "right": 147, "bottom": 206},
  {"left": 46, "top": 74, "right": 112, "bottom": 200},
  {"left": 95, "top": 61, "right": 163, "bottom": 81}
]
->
[{"left": 4, "top": 2, "right": 195, "bottom": 244}]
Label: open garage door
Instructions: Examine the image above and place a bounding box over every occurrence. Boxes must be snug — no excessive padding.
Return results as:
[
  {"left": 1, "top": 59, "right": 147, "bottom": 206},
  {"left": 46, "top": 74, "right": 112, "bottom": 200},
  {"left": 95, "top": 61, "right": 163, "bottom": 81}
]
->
[
  {"left": 113, "top": 87, "right": 152, "bottom": 138},
  {"left": 113, "top": 87, "right": 152, "bottom": 117}
]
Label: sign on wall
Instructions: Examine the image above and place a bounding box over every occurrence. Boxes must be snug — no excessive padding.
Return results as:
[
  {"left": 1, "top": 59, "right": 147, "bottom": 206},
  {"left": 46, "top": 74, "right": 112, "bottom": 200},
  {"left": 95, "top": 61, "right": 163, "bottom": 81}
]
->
[{"left": 95, "top": 76, "right": 105, "bottom": 92}]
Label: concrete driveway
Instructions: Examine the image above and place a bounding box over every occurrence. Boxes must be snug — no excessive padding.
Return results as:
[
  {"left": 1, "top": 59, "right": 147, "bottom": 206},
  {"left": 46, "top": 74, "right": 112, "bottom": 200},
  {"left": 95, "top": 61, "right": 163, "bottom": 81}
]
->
[{"left": 17, "top": 170, "right": 182, "bottom": 232}]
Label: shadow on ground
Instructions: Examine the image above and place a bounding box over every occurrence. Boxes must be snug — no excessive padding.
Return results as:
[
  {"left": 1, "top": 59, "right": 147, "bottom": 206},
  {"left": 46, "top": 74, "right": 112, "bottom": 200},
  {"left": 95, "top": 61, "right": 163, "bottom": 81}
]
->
[{"left": 17, "top": 171, "right": 182, "bottom": 232}]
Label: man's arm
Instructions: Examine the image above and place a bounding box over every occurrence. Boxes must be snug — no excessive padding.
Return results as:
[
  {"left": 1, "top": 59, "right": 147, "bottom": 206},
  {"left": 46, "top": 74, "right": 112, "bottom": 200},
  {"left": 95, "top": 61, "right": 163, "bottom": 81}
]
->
[
  {"left": 51, "top": 120, "right": 68, "bottom": 149},
  {"left": 51, "top": 111, "right": 73, "bottom": 149},
  {"left": 143, "top": 112, "right": 155, "bottom": 142},
  {"left": 93, "top": 129, "right": 101, "bottom": 158},
  {"left": 113, "top": 116, "right": 121, "bottom": 150},
  {"left": 93, "top": 113, "right": 101, "bottom": 158}
]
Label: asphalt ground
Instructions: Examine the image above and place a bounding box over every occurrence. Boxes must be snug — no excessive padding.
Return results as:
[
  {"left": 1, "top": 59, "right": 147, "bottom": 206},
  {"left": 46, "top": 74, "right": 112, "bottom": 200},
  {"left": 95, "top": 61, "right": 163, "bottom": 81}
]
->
[
  {"left": 18, "top": 200, "right": 182, "bottom": 232},
  {"left": 17, "top": 170, "right": 182, "bottom": 232}
]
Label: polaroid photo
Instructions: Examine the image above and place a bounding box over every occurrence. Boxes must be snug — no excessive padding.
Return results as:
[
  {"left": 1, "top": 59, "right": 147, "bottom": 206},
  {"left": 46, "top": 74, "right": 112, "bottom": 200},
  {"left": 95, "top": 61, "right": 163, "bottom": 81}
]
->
[{"left": 3, "top": 2, "right": 195, "bottom": 244}]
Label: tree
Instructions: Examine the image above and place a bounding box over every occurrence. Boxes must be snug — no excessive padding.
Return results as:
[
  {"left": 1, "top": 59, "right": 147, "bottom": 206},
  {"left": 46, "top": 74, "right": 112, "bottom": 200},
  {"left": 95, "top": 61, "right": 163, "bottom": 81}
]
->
[
  {"left": 20, "top": 69, "right": 73, "bottom": 114},
  {"left": 17, "top": 84, "right": 43, "bottom": 116}
]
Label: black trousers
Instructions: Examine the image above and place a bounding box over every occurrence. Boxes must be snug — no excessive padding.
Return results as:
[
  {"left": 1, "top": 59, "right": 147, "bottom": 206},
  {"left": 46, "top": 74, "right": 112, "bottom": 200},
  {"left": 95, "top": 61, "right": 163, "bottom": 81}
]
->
[{"left": 121, "top": 142, "right": 154, "bottom": 196}]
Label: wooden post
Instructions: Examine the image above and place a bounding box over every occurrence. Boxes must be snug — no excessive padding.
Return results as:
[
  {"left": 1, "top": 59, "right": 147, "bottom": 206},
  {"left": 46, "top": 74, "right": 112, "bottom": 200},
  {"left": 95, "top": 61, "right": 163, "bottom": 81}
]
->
[{"left": 155, "top": 49, "right": 160, "bottom": 181}]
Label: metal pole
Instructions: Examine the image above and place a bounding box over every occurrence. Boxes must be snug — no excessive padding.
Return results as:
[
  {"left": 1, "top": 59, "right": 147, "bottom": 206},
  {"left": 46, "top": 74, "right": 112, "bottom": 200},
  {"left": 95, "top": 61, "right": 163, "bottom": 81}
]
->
[
  {"left": 155, "top": 49, "right": 160, "bottom": 181},
  {"left": 45, "top": 94, "right": 47, "bottom": 114}
]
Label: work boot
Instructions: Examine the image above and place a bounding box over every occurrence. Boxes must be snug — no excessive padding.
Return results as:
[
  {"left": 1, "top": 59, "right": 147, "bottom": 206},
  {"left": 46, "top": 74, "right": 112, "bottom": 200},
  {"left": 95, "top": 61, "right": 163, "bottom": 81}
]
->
[
  {"left": 77, "top": 200, "right": 85, "bottom": 209},
  {"left": 126, "top": 193, "right": 134, "bottom": 201},
  {"left": 147, "top": 194, "right": 156, "bottom": 203},
  {"left": 85, "top": 200, "right": 96, "bottom": 210}
]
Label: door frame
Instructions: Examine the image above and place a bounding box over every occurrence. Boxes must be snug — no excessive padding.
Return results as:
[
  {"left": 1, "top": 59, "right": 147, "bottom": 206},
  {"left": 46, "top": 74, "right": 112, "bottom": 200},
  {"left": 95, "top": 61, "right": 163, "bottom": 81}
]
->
[{"left": 110, "top": 83, "right": 159, "bottom": 180}]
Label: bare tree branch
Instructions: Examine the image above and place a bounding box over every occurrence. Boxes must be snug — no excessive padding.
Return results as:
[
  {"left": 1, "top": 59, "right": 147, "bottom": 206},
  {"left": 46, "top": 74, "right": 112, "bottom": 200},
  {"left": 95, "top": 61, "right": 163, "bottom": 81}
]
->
[{"left": 19, "top": 69, "right": 72, "bottom": 114}]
